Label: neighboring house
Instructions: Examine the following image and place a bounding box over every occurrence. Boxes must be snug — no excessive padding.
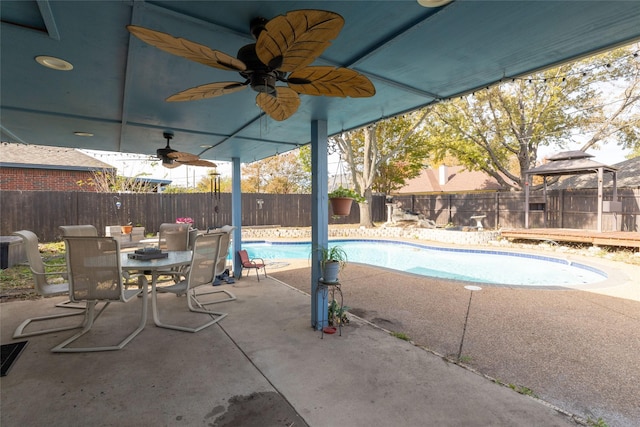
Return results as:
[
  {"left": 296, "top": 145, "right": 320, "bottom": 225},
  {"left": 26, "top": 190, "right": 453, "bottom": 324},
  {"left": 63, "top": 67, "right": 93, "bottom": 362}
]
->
[
  {"left": 549, "top": 156, "right": 640, "bottom": 189},
  {"left": 393, "top": 165, "right": 506, "bottom": 195},
  {"left": 0, "top": 142, "right": 115, "bottom": 191}
]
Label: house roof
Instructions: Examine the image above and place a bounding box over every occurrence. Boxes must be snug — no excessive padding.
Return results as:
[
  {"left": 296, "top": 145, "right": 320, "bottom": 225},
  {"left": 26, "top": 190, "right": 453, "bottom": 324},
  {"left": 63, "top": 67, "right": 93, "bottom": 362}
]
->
[
  {"left": 0, "top": 142, "right": 115, "bottom": 171},
  {"left": 393, "top": 165, "right": 505, "bottom": 194},
  {"left": 550, "top": 156, "right": 640, "bottom": 189}
]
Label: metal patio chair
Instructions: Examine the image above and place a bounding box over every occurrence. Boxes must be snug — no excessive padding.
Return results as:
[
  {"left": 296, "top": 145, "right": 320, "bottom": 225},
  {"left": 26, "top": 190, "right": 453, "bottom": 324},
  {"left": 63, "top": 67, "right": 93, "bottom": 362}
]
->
[
  {"left": 58, "top": 225, "right": 98, "bottom": 237},
  {"left": 52, "top": 236, "right": 146, "bottom": 352},
  {"left": 12, "top": 230, "right": 86, "bottom": 339},
  {"left": 238, "top": 249, "right": 267, "bottom": 281},
  {"left": 152, "top": 232, "right": 229, "bottom": 332}
]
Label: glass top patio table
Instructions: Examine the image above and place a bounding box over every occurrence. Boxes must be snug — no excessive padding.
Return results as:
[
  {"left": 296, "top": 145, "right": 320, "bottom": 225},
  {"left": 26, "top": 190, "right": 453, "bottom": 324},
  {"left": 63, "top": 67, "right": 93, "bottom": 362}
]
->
[{"left": 120, "top": 251, "right": 192, "bottom": 327}]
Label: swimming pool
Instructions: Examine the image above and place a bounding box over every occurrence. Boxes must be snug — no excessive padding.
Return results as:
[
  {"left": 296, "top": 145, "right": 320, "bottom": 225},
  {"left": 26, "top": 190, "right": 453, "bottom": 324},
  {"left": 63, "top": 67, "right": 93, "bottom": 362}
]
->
[{"left": 241, "top": 240, "right": 607, "bottom": 287}]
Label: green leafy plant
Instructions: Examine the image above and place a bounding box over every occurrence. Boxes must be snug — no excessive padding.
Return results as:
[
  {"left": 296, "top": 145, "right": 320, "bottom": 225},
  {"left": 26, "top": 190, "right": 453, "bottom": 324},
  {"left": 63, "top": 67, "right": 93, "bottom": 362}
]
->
[
  {"left": 586, "top": 417, "right": 608, "bottom": 427},
  {"left": 328, "top": 299, "right": 350, "bottom": 326},
  {"left": 316, "top": 245, "right": 349, "bottom": 272},
  {"left": 391, "top": 331, "right": 410, "bottom": 341},
  {"left": 328, "top": 186, "right": 366, "bottom": 203}
]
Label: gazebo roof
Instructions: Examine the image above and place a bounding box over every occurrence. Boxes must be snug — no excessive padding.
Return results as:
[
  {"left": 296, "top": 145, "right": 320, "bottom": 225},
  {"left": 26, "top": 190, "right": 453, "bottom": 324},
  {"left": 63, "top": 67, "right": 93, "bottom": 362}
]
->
[{"left": 526, "top": 151, "right": 618, "bottom": 177}]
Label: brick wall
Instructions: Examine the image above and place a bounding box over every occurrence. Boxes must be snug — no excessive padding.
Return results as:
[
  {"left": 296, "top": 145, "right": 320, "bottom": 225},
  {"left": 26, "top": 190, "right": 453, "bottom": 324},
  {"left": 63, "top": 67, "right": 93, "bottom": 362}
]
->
[{"left": 0, "top": 168, "right": 97, "bottom": 191}]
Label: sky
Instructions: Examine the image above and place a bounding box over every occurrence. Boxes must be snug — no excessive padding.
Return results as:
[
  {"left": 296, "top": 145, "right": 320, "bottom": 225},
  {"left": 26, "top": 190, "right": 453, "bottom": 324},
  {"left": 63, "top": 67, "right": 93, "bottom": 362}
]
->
[{"left": 83, "top": 141, "right": 631, "bottom": 188}]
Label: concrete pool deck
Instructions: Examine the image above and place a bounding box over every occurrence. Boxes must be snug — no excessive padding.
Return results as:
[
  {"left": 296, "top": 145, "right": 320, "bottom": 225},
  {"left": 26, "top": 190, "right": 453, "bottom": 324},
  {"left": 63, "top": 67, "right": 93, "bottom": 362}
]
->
[
  {"left": 1, "top": 276, "right": 582, "bottom": 427},
  {"left": 268, "top": 252, "right": 640, "bottom": 426}
]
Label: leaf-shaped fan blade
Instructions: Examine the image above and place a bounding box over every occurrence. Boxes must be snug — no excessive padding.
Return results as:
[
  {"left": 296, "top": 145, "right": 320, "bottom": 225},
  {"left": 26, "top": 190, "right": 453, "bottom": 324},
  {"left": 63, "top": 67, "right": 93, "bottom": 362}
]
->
[
  {"left": 256, "top": 10, "right": 344, "bottom": 72},
  {"left": 127, "top": 25, "right": 246, "bottom": 72},
  {"left": 162, "top": 160, "right": 181, "bottom": 169},
  {"left": 287, "top": 66, "right": 375, "bottom": 97},
  {"left": 166, "top": 81, "right": 248, "bottom": 102},
  {"left": 167, "top": 151, "right": 199, "bottom": 162},
  {"left": 256, "top": 87, "right": 301, "bottom": 121},
  {"left": 182, "top": 159, "right": 218, "bottom": 167}
]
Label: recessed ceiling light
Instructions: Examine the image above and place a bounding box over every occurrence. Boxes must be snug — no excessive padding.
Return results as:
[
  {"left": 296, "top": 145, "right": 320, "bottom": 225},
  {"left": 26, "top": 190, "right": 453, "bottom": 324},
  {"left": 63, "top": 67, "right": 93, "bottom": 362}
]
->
[
  {"left": 417, "top": 0, "right": 453, "bottom": 7},
  {"left": 35, "top": 55, "right": 73, "bottom": 71},
  {"left": 74, "top": 131, "right": 93, "bottom": 137},
  {"left": 200, "top": 144, "right": 213, "bottom": 149}
]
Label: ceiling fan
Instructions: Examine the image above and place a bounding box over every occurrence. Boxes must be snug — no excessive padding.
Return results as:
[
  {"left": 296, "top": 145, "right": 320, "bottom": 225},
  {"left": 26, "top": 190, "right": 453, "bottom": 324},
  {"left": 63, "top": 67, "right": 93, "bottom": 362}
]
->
[
  {"left": 127, "top": 9, "right": 375, "bottom": 121},
  {"left": 156, "top": 131, "right": 217, "bottom": 169}
]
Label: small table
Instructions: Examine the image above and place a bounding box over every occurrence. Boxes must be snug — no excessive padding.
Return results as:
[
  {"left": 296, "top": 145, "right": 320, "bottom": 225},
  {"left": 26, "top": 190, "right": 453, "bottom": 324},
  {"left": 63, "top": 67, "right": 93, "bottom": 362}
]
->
[
  {"left": 121, "top": 251, "right": 192, "bottom": 327},
  {"left": 317, "top": 279, "right": 344, "bottom": 339}
]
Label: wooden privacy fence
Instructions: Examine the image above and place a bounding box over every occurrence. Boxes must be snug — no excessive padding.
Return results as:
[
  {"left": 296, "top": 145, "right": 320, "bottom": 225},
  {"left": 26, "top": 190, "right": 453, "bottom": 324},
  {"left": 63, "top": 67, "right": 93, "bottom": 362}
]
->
[
  {"left": 392, "top": 188, "right": 639, "bottom": 232},
  {"left": 1, "top": 189, "right": 637, "bottom": 242},
  {"left": 0, "top": 191, "right": 387, "bottom": 242}
]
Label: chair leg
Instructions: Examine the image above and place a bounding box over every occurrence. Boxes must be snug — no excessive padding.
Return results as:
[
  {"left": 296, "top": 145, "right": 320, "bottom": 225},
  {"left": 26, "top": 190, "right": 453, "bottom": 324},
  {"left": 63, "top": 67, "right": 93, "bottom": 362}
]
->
[
  {"left": 13, "top": 310, "right": 85, "bottom": 339},
  {"left": 152, "top": 284, "right": 226, "bottom": 333},
  {"left": 54, "top": 299, "right": 86, "bottom": 310},
  {"left": 195, "top": 286, "right": 236, "bottom": 304},
  {"left": 51, "top": 289, "right": 146, "bottom": 352},
  {"left": 14, "top": 299, "right": 110, "bottom": 339}
]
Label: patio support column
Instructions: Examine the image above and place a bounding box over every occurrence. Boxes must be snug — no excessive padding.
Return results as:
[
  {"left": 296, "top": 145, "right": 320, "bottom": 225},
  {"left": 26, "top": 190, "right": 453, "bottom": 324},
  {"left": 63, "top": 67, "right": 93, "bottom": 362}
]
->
[
  {"left": 310, "top": 119, "right": 328, "bottom": 330},
  {"left": 524, "top": 175, "right": 530, "bottom": 229},
  {"left": 231, "top": 157, "right": 242, "bottom": 278},
  {"left": 543, "top": 176, "right": 548, "bottom": 228},
  {"left": 597, "top": 167, "right": 603, "bottom": 232}
]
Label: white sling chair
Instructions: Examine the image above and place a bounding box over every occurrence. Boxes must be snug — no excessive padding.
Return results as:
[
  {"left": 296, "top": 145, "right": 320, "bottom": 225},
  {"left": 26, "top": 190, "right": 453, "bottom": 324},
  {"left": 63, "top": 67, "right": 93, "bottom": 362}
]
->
[
  {"left": 12, "top": 230, "right": 87, "bottom": 338},
  {"left": 152, "top": 232, "right": 230, "bottom": 332},
  {"left": 52, "top": 236, "right": 146, "bottom": 352}
]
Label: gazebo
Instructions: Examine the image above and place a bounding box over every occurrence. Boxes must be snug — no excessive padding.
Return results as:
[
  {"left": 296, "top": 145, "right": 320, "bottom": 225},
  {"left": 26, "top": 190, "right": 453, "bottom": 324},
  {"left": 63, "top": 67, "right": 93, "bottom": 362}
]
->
[{"left": 525, "top": 151, "right": 619, "bottom": 232}]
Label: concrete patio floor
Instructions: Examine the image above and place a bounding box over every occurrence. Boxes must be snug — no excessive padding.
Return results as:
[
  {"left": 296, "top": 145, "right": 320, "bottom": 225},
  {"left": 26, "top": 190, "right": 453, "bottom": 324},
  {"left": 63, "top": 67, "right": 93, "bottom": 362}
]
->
[{"left": 0, "top": 275, "right": 579, "bottom": 426}]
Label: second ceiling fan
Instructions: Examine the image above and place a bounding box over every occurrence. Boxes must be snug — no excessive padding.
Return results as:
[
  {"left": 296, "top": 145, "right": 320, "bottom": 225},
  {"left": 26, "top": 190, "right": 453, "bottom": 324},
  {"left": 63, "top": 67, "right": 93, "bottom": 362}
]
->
[
  {"left": 128, "top": 9, "right": 375, "bottom": 121},
  {"left": 156, "top": 131, "right": 217, "bottom": 169}
]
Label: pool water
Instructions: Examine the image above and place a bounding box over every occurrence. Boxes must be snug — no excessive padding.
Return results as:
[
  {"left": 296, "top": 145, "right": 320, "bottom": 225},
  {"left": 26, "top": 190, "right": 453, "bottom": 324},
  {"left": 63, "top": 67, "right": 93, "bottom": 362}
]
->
[{"left": 241, "top": 240, "right": 607, "bottom": 287}]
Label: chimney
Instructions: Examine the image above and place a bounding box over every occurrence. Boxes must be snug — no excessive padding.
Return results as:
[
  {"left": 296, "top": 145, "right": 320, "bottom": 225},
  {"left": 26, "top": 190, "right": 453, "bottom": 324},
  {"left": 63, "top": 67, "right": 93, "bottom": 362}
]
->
[{"left": 438, "top": 165, "right": 448, "bottom": 186}]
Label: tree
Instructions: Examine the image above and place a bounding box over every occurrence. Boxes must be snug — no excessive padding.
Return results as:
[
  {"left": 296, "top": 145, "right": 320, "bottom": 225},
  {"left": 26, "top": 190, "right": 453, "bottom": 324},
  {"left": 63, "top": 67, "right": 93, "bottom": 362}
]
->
[
  {"left": 331, "top": 111, "right": 432, "bottom": 227},
  {"left": 240, "top": 150, "right": 311, "bottom": 194},
  {"left": 76, "top": 169, "right": 156, "bottom": 193},
  {"left": 196, "top": 172, "right": 232, "bottom": 193},
  {"left": 423, "top": 44, "right": 640, "bottom": 190}
]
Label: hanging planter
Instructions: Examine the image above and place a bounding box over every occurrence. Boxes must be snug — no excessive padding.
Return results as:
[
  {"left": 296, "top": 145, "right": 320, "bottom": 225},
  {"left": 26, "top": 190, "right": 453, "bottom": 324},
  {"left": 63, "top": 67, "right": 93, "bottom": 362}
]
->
[
  {"left": 328, "top": 186, "right": 365, "bottom": 217},
  {"left": 329, "top": 197, "right": 354, "bottom": 216}
]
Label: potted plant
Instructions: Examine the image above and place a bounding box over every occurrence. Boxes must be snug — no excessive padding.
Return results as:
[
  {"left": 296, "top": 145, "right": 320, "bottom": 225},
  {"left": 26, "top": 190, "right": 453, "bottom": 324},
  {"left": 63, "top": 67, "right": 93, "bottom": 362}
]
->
[
  {"left": 328, "top": 186, "right": 365, "bottom": 216},
  {"left": 328, "top": 299, "right": 350, "bottom": 327},
  {"left": 317, "top": 245, "right": 348, "bottom": 282}
]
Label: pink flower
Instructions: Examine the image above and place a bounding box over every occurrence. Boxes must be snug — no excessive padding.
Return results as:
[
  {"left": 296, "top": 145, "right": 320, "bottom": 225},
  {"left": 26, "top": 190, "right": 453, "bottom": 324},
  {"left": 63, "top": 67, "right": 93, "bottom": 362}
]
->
[{"left": 176, "top": 217, "right": 194, "bottom": 225}]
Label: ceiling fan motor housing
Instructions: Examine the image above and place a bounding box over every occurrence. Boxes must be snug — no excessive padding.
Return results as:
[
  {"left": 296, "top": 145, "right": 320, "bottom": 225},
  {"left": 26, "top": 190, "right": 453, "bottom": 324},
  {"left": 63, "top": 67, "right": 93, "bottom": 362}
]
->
[{"left": 237, "top": 44, "right": 278, "bottom": 95}]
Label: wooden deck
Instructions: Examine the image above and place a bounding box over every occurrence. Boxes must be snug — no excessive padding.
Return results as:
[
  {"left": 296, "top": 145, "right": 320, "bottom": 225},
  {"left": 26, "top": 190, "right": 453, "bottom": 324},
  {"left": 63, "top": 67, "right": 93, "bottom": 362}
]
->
[{"left": 500, "top": 228, "right": 640, "bottom": 248}]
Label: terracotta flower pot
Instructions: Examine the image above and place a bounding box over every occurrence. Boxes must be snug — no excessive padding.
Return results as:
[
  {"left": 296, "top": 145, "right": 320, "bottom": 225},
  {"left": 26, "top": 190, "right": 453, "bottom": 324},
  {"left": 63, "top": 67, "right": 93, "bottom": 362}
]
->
[
  {"left": 121, "top": 225, "right": 133, "bottom": 234},
  {"left": 329, "top": 197, "right": 353, "bottom": 216}
]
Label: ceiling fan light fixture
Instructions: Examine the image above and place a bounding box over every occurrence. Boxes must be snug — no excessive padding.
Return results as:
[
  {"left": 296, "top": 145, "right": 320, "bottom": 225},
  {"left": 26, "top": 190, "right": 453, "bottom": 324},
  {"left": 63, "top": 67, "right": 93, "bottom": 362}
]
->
[
  {"left": 250, "top": 72, "right": 277, "bottom": 95},
  {"left": 35, "top": 55, "right": 73, "bottom": 71}
]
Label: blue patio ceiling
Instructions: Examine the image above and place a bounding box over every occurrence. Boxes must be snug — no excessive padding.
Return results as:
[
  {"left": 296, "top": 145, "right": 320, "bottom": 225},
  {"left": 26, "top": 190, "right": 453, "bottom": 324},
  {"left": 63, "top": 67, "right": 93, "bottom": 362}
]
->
[{"left": 2, "top": 0, "right": 640, "bottom": 164}]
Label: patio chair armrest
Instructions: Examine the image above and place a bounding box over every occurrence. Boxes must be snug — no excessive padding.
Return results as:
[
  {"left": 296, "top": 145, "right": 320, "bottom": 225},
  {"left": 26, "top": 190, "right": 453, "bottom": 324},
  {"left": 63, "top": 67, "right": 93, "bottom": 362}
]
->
[{"left": 250, "top": 257, "right": 265, "bottom": 265}]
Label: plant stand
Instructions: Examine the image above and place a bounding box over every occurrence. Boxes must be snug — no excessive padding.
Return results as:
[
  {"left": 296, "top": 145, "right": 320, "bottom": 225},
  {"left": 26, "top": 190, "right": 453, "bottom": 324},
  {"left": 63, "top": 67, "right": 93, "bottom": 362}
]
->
[{"left": 316, "top": 279, "right": 343, "bottom": 339}]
